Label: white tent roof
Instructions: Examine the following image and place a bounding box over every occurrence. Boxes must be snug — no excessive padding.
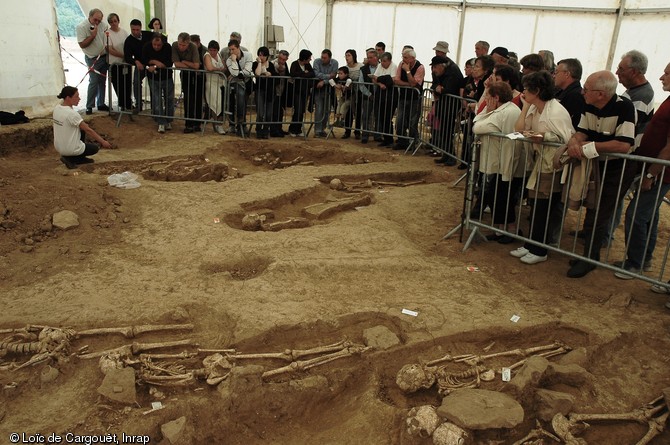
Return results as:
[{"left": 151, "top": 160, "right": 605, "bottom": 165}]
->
[{"left": 2, "top": 0, "right": 669, "bottom": 115}]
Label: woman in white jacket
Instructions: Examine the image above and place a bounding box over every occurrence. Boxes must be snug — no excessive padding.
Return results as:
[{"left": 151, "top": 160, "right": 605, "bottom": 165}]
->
[
  {"left": 473, "top": 81, "right": 523, "bottom": 241},
  {"left": 510, "top": 71, "right": 574, "bottom": 264}
]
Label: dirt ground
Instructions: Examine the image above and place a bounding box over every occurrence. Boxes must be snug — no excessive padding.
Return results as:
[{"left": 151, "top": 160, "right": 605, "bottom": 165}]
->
[{"left": 0, "top": 114, "right": 669, "bottom": 444}]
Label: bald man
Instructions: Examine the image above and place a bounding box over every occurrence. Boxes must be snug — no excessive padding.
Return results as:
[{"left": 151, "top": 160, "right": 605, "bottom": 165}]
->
[{"left": 565, "top": 71, "right": 637, "bottom": 278}]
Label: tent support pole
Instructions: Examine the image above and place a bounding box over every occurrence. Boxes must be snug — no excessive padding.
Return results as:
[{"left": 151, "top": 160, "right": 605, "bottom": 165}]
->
[
  {"left": 455, "top": 0, "right": 466, "bottom": 64},
  {"left": 325, "top": 0, "right": 334, "bottom": 49},
  {"left": 606, "top": 0, "right": 626, "bottom": 71}
]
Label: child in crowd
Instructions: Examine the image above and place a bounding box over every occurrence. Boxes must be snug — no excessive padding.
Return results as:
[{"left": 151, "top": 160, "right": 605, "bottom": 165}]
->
[{"left": 329, "top": 66, "right": 352, "bottom": 127}]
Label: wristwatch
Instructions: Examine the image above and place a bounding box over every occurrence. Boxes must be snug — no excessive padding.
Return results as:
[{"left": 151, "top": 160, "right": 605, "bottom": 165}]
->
[{"left": 645, "top": 172, "right": 656, "bottom": 180}]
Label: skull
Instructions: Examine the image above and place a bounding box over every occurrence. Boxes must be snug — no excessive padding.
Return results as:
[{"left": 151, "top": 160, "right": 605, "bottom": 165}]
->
[
  {"left": 242, "top": 213, "right": 266, "bottom": 231},
  {"left": 406, "top": 405, "right": 441, "bottom": 438},
  {"left": 396, "top": 363, "right": 436, "bottom": 393},
  {"left": 329, "top": 178, "right": 345, "bottom": 190},
  {"left": 432, "top": 422, "right": 471, "bottom": 445}
]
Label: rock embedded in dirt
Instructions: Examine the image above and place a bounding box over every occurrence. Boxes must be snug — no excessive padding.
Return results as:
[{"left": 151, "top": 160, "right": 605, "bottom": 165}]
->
[
  {"left": 503, "top": 356, "right": 549, "bottom": 400},
  {"left": 363, "top": 325, "right": 400, "bottom": 350},
  {"left": 52, "top": 210, "right": 80, "bottom": 230},
  {"left": 288, "top": 375, "right": 329, "bottom": 392},
  {"left": 544, "top": 362, "right": 592, "bottom": 387},
  {"left": 607, "top": 292, "right": 632, "bottom": 308},
  {"left": 20, "top": 245, "right": 34, "bottom": 253},
  {"left": 161, "top": 416, "right": 187, "bottom": 445},
  {"left": 97, "top": 367, "right": 137, "bottom": 405},
  {"left": 558, "top": 347, "right": 588, "bottom": 367},
  {"left": 535, "top": 389, "right": 575, "bottom": 421},
  {"left": 437, "top": 389, "right": 524, "bottom": 430}
]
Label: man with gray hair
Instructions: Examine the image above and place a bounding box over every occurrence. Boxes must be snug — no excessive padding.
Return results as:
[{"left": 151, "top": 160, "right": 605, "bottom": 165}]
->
[
  {"left": 393, "top": 48, "right": 425, "bottom": 150},
  {"left": 554, "top": 58, "right": 585, "bottom": 129},
  {"left": 475, "top": 41, "right": 489, "bottom": 57},
  {"left": 219, "top": 32, "right": 249, "bottom": 70},
  {"left": 172, "top": 32, "right": 203, "bottom": 133},
  {"left": 76, "top": 8, "right": 110, "bottom": 114},
  {"left": 616, "top": 50, "right": 655, "bottom": 146},
  {"left": 565, "top": 71, "right": 637, "bottom": 278}
]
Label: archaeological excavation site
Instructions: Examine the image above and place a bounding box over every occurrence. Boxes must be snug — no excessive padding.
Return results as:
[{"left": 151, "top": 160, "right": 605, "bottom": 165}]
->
[{"left": 1, "top": 116, "right": 669, "bottom": 444}]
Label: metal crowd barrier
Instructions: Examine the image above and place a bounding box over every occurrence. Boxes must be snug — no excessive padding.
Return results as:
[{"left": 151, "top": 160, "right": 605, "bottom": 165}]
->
[
  {"left": 446, "top": 132, "right": 670, "bottom": 287},
  {"left": 109, "top": 68, "right": 322, "bottom": 138},
  {"left": 106, "top": 67, "right": 475, "bottom": 150}
]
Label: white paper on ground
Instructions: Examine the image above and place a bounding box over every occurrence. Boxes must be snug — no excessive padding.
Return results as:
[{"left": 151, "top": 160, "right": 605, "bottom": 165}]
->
[{"left": 401, "top": 308, "right": 419, "bottom": 317}]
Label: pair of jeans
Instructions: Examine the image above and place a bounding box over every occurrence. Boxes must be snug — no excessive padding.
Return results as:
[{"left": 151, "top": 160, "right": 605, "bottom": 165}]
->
[
  {"left": 84, "top": 54, "right": 108, "bottom": 110},
  {"left": 110, "top": 64, "right": 132, "bottom": 110},
  {"left": 313, "top": 87, "right": 331, "bottom": 133},
  {"left": 524, "top": 193, "right": 562, "bottom": 257},
  {"left": 623, "top": 179, "right": 670, "bottom": 269},
  {"left": 256, "top": 93, "right": 273, "bottom": 136},
  {"left": 229, "top": 81, "right": 247, "bottom": 127},
  {"left": 181, "top": 70, "right": 204, "bottom": 128},
  {"left": 395, "top": 93, "right": 421, "bottom": 146},
  {"left": 582, "top": 160, "right": 636, "bottom": 261},
  {"left": 149, "top": 77, "right": 175, "bottom": 125},
  {"left": 133, "top": 66, "right": 146, "bottom": 110}
]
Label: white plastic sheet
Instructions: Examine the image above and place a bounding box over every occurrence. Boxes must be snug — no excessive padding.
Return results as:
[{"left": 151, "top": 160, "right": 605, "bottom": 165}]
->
[{"left": 107, "top": 171, "right": 141, "bottom": 189}]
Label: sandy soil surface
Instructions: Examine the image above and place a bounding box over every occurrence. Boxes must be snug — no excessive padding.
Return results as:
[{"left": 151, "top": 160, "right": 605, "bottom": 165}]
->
[{"left": 0, "top": 114, "right": 669, "bottom": 444}]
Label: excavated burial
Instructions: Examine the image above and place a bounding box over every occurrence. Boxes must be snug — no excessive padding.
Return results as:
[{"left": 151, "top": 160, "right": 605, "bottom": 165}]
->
[
  {"left": 209, "top": 139, "right": 396, "bottom": 172},
  {"left": 224, "top": 171, "right": 432, "bottom": 231},
  {"left": 80, "top": 154, "right": 235, "bottom": 182}
]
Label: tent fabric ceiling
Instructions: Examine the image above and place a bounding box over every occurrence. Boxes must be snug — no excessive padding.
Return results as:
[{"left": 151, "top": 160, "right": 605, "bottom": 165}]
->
[{"left": 1, "top": 0, "right": 668, "bottom": 114}]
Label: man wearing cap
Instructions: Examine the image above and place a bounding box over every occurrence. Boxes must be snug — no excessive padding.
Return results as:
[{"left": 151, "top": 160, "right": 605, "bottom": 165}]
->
[
  {"left": 490, "top": 47, "right": 509, "bottom": 65},
  {"left": 433, "top": 41, "right": 450, "bottom": 58},
  {"left": 430, "top": 55, "right": 464, "bottom": 165}
]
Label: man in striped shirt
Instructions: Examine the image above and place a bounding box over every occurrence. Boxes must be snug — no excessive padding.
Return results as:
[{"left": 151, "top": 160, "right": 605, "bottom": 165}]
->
[{"left": 565, "top": 71, "right": 637, "bottom": 278}]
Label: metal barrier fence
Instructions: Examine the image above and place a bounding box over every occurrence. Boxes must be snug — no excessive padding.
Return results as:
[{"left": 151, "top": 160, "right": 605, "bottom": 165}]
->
[
  {"left": 109, "top": 66, "right": 324, "bottom": 138},
  {"left": 106, "top": 66, "right": 474, "bottom": 154},
  {"left": 446, "top": 132, "right": 670, "bottom": 286}
]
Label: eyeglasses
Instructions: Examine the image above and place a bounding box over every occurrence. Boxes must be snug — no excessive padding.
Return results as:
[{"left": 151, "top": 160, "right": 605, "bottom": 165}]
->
[{"left": 582, "top": 87, "right": 604, "bottom": 93}]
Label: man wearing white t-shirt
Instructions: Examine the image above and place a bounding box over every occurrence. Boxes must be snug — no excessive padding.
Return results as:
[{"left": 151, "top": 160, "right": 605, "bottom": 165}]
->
[{"left": 53, "top": 87, "right": 112, "bottom": 169}]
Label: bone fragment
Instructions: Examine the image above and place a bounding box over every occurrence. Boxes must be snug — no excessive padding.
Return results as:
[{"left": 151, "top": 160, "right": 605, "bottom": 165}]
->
[
  {"left": 262, "top": 344, "right": 369, "bottom": 379},
  {"left": 77, "top": 324, "right": 194, "bottom": 339},
  {"left": 79, "top": 339, "right": 195, "bottom": 359}
]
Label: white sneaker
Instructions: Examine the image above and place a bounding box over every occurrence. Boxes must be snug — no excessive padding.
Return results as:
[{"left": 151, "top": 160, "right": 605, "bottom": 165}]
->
[
  {"left": 215, "top": 124, "right": 226, "bottom": 135},
  {"left": 650, "top": 282, "right": 670, "bottom": 294},
  {"left": 165, "top": 123, "right": 172, "bottom": 130},
  {"left": 510, "top": 247, "right": 529, "bottom": 258},
  {"left": 520, "top": 253, "right": 548, "bottom": 264},
  {"left": 158, "top": 124, "right": 165, "bottom": 133}
]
